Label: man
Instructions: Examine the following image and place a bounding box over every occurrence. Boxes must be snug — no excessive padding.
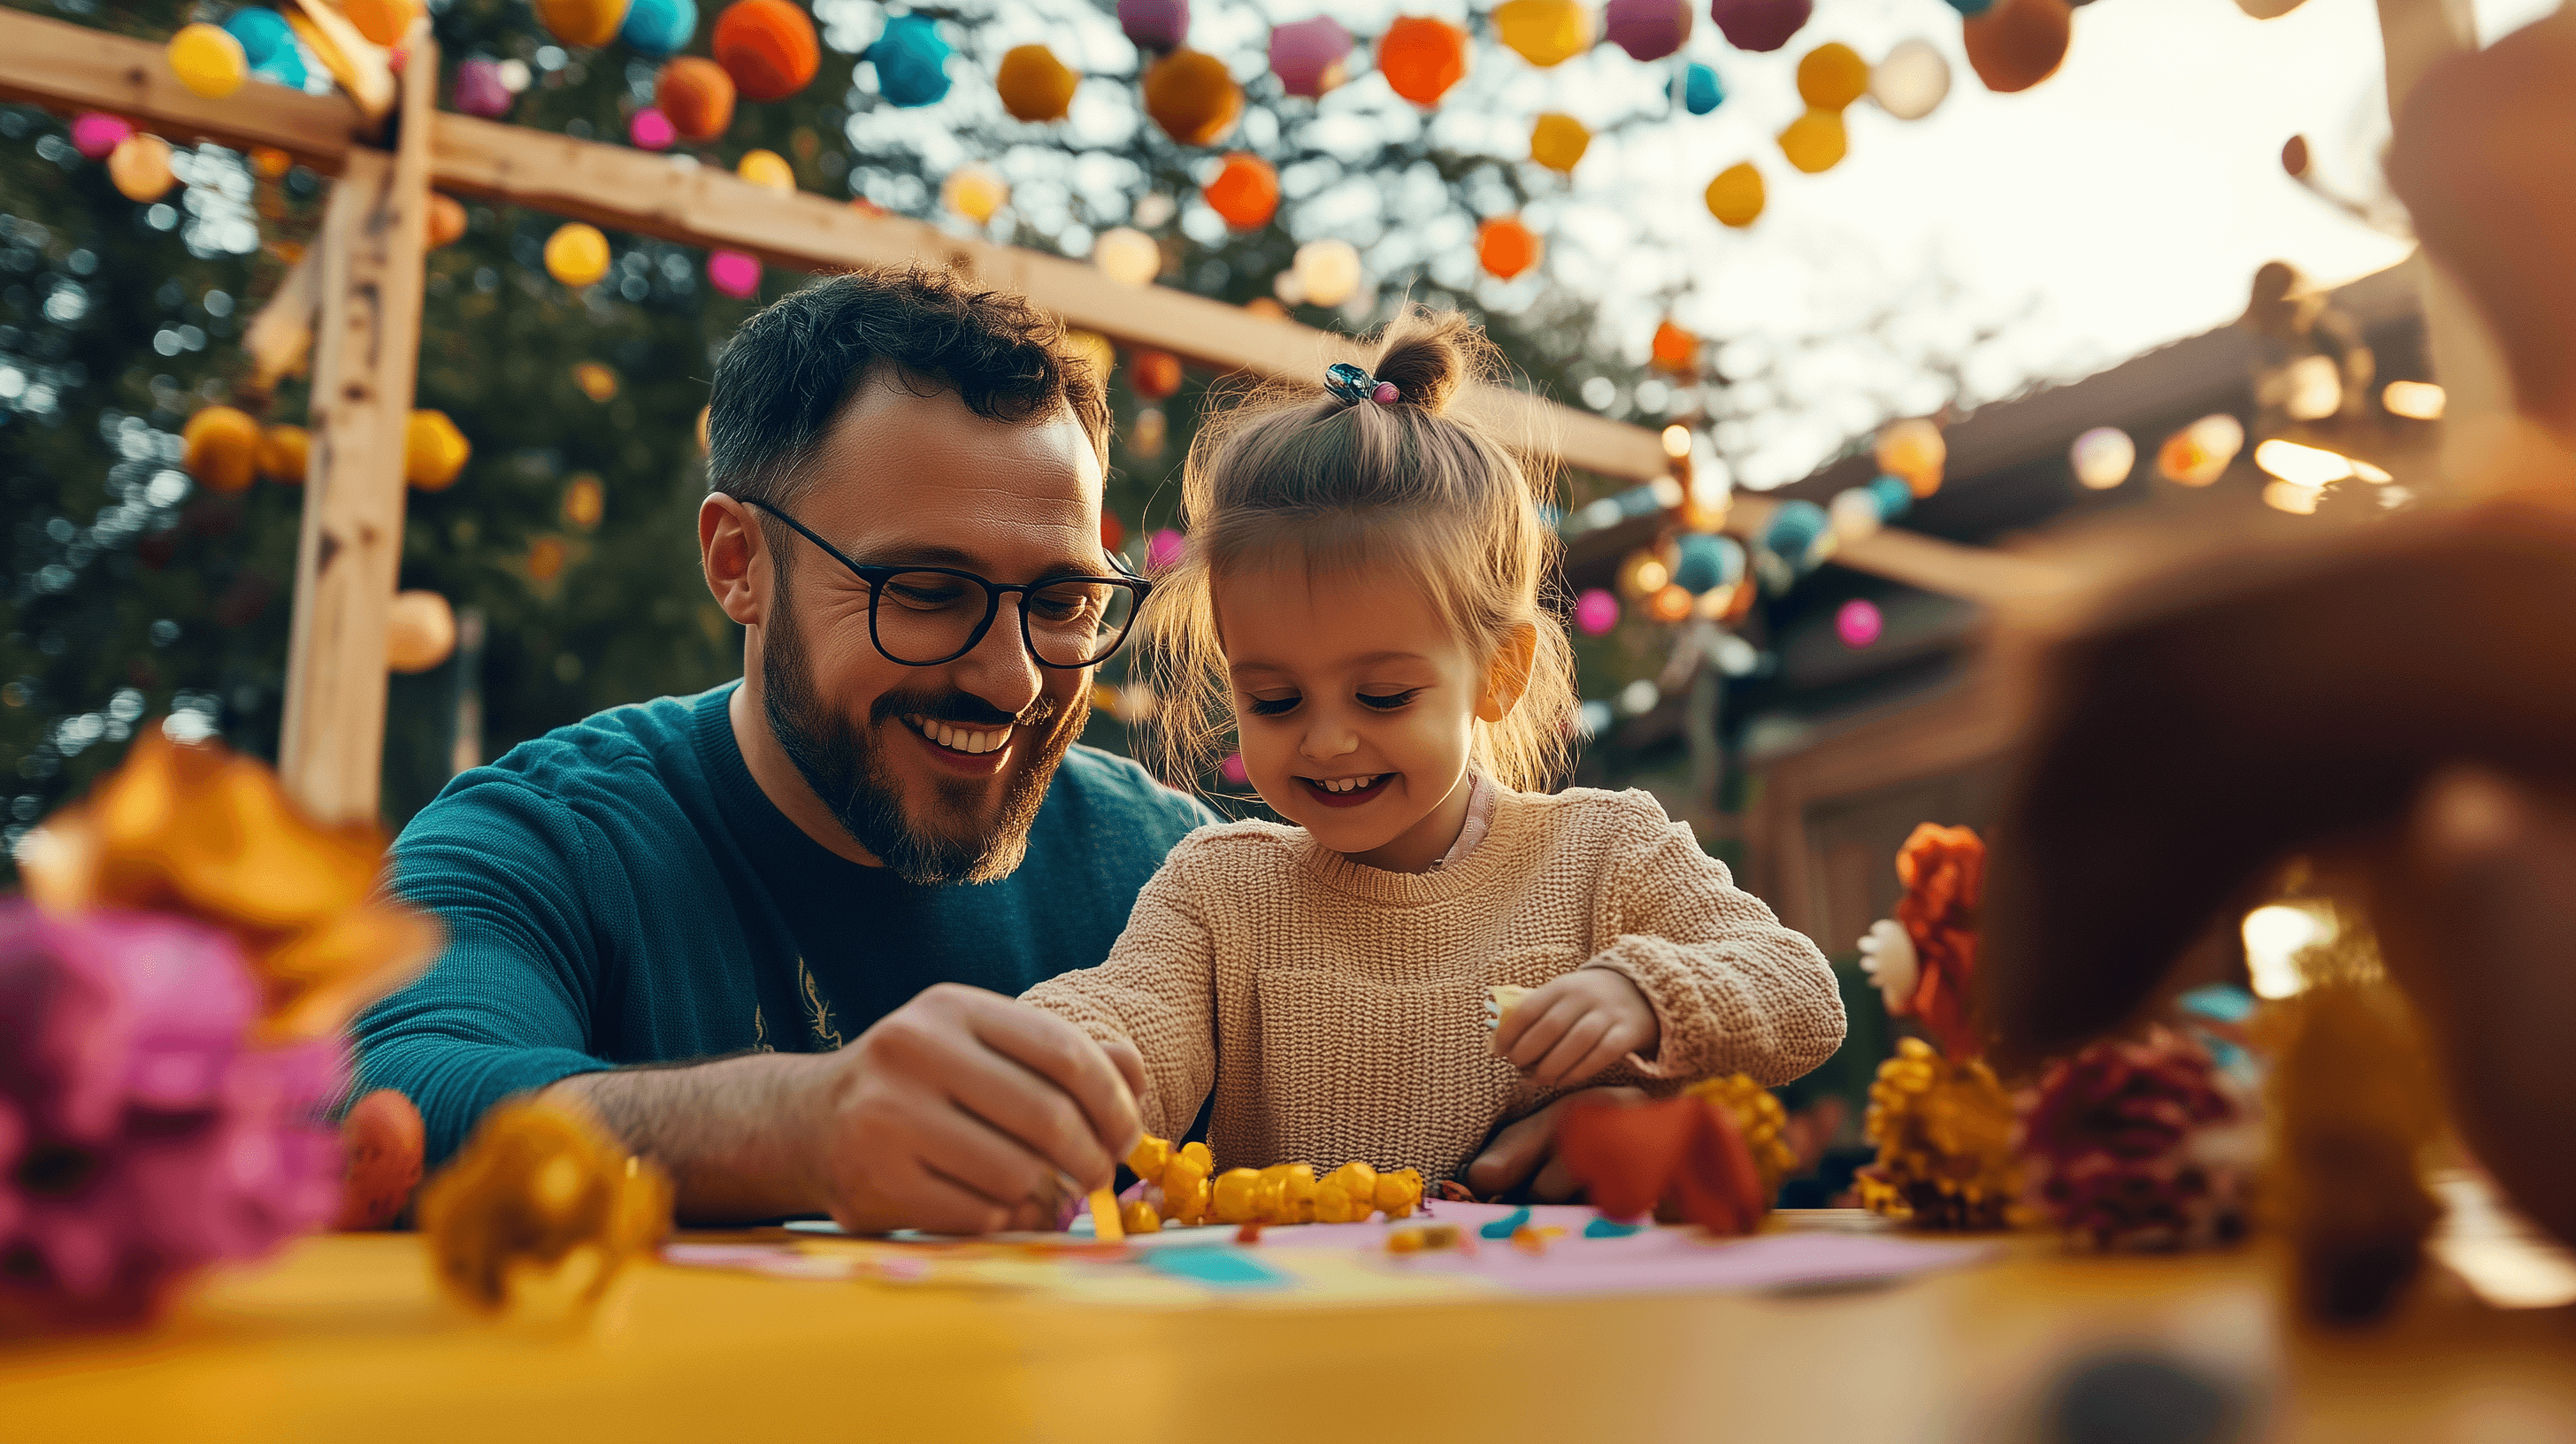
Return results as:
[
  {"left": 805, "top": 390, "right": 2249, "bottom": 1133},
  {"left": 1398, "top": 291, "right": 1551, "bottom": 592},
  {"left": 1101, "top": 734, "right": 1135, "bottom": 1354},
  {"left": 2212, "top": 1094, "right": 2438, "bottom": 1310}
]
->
[{"left": 356, "top": 265, "right": 1598, "bottom": 1233}]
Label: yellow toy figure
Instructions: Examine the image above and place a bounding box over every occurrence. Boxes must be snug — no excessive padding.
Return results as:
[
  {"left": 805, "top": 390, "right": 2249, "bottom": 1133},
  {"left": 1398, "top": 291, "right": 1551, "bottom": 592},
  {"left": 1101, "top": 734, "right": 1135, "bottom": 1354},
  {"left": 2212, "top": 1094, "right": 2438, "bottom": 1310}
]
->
[
  {"left": 418, "top": 1100, "right": 671, "bottom": 1321},
  {"left": 1851, "top": 826, "right": 2019, "bottom": 1229}
]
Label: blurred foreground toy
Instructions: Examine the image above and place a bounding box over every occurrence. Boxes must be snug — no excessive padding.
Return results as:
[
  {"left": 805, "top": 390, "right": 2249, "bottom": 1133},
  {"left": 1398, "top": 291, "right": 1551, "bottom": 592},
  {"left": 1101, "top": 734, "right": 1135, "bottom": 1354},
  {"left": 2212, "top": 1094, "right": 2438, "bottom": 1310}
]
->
[
  {"left": 0, "top": 904, "right": 343, "bottom": 1330},
  {"left": 2017, "top": 1027, "right": 2258, "bottom": 1252},
  {"left": 1117, "top": 1133, "right": 1421, "bottom": 1228},
  {"left": 1856, "top": 1038, "right": 2020, "bottom": 1230},
  {"left": 1554, "top": 1091, "right": 1767, "bottom": 1235},
  {"left": 418, "top": 1100, "right": 671, "bottom": 1319},
  {"left": 335, "top": 1088, "right": 426, "bottom": 1231},
  {"left": 2266, "top": 939, "right": 2442, "bottom": 1325},
  {"left": 17, "top": 732, "right": 439, "bottom": 1042},
  {"left": 1684, "top": 1072, "right": 1798, "bottom": 1202}
]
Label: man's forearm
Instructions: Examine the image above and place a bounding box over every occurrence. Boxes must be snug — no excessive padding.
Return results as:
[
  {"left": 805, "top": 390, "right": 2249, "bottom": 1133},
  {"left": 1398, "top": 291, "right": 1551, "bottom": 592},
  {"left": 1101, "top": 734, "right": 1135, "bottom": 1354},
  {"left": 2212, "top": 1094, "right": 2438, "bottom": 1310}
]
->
[{"left": 544, "top": 1051, "right": 828, "bottom": 1225}]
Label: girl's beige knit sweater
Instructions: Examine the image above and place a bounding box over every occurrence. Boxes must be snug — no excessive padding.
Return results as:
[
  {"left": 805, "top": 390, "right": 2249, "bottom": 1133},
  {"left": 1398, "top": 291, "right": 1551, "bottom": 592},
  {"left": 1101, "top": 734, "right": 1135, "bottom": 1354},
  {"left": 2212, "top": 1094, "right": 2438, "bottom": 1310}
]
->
[{"left": 1021, "top": 786, "right": 1844, "bottom": 1181}]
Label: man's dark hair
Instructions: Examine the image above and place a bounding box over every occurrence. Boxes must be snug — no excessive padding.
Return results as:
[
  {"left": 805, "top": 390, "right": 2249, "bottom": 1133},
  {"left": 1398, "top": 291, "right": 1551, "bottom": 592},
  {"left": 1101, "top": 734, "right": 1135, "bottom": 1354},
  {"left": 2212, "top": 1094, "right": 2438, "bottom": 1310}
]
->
[{"left": 705, "top": 264, "right": 1111, "bottom": 518}]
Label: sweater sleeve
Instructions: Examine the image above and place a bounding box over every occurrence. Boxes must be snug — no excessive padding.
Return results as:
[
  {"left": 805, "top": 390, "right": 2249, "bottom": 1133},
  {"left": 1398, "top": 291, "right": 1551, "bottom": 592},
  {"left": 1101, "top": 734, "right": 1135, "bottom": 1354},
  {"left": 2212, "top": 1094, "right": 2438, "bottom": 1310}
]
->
[
  {"left": 1579, "top": 799, "right": 1845, "bottom": 1086},
  {"left": 349, "top": 778, "right": 616, "bottom": 1165},
  {"left": 1018, "top": 842, "right": 1220, "bottom": 1143}
]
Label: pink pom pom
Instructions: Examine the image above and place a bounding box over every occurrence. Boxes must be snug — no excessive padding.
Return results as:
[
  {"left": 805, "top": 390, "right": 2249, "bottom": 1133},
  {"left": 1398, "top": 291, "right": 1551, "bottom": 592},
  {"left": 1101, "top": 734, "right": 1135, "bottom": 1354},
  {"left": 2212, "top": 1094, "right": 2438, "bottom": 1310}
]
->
[
  {"left": 1575, "top": 588, "right": 1620, "bottom": 636},
  {"left": 1836, "top": 598, "right": 1882, "bottom": 649},
  {"left": 1370, "top": 381, "right": 1398, "bottom": 404},
  {"left": 70, "top": 112, "right": 132, "bottom": 161},
  {"left": 628, "top": 107, "right": 677, "bottom": 150},
  {"left": 707, "top": 249, "right": 761, "bottom": 298},
  {"left": 1218, "top": 752, "right": 1249, "bottom": 784},
  {"left": 1146, "top": 527, "right": 1186, "bottom": 571},
  {"left": 452, "top": 58, "right": 512, "bottom": 119}
]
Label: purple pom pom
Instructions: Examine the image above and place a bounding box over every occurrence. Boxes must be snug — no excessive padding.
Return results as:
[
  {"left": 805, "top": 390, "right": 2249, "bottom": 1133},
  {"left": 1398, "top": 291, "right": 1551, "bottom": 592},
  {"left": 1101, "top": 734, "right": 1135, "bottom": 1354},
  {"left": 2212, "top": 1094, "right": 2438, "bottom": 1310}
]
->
[{"left": 1371, "top": 381, "right": 1399, "bottom": 404}]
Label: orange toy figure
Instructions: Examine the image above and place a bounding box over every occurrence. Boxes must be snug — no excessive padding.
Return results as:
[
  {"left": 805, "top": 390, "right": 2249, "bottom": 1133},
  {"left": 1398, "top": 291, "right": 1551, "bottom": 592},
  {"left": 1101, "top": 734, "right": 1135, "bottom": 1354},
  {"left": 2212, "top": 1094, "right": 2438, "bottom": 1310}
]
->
[
  {"left": 1553, "top": 1092, "right": 1767, "bottom": 1235},
  {"left": 16, "top": 732, "right": 440, "bottom": 1041},
  {"left": 1859, "top": 823, "right": 1987, "bottom": 1061}
]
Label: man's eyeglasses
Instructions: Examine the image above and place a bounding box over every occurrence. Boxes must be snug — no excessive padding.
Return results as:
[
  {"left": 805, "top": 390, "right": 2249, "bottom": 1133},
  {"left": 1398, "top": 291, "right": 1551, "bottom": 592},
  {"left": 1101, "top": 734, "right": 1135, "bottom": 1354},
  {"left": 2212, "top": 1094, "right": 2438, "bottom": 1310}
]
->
[{"left": 743, "top": 498, "right": 1153, "bottom": 670}]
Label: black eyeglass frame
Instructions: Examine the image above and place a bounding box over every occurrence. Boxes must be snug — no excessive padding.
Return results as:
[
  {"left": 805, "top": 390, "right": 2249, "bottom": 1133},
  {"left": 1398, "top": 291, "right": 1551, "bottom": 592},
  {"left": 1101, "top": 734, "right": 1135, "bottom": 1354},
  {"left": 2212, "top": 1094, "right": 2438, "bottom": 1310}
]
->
[{"left": 742, "top": 497, "right": 1154, "bottom": 670}]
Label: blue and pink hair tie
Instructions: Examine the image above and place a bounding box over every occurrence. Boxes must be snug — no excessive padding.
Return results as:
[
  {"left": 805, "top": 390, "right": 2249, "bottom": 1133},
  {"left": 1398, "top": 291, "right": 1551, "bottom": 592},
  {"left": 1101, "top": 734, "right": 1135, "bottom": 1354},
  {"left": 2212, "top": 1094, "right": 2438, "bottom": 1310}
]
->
[{"left": 1323, "top": 361, "right": 1399, "bottom": 407}]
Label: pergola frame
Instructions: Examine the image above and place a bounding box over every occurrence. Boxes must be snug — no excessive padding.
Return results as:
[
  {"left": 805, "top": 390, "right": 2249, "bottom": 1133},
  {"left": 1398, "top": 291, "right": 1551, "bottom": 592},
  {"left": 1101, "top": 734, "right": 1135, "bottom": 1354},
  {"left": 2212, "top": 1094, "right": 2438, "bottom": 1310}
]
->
[{"left": 0, "top": 3, "right": 2481, "bottom": 822}]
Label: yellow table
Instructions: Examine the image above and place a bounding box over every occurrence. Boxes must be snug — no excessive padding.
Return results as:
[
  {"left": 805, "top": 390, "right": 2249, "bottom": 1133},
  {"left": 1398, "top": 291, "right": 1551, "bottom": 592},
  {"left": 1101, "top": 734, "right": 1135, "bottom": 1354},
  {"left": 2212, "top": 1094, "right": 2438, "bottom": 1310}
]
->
[{"left": 2, "top": 1217, "right": 2571, "bottom": 1443}]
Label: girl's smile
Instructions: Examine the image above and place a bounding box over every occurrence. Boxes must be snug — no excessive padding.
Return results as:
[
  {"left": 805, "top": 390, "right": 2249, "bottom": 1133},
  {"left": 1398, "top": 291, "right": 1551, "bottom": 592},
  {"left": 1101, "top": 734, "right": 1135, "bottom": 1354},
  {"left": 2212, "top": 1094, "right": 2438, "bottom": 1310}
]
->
[{"left": 1298, "top": 772, "right": 1394, "bottom": 807}]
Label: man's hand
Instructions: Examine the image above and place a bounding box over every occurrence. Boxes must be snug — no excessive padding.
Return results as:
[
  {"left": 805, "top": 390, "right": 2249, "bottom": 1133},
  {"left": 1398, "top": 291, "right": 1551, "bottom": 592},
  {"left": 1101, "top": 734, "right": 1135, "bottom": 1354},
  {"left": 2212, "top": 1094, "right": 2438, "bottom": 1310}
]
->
[
  {"left": 1462, "top": 1086, "right": 1645, "bottom": 1201},
  {"left": 1490, "top": 969, "right": 1660, "bottom": 1087},
  {"left": 805, "top": 983, "right": 1146, "bottom": 1235}
]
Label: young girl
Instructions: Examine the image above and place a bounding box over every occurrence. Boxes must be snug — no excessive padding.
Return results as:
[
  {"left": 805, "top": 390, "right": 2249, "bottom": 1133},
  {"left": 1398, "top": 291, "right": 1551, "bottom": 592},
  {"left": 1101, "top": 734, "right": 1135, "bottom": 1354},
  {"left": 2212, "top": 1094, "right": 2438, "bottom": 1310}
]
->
[{"left": 1024, "top": 310, "right": 1844, "bottom": 1183}]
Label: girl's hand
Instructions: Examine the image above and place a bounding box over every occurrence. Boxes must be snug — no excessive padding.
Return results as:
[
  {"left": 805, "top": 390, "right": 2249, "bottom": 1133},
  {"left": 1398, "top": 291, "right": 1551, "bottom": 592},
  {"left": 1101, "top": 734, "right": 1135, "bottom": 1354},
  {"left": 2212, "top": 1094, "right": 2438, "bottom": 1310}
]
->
[{"left": 1490, "top": 970, "right": 1660, "bottom": 1087}]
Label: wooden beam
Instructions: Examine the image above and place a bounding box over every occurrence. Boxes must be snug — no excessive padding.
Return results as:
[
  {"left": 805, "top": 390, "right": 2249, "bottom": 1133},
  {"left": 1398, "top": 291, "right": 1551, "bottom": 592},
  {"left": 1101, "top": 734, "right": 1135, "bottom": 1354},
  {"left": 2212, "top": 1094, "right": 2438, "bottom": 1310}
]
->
[
  {"left": 0, "top": 9, "right": 361, "bottom": 171},
  {"left": 278, "top": 34, "right": 436, "bottom": 825},
  {"left": 1722, "top": 495, "right": 2070, "bottom": 605}
]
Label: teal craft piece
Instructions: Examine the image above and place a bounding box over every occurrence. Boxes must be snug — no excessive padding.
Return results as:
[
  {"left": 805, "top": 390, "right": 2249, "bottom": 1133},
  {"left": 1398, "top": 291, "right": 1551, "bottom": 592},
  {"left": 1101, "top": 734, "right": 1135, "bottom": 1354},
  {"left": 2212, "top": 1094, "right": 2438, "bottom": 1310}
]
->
[
  {"left": 1583, "top": 1217, "right": 1644, "bottom": 1239},
  {"left": 1479, "top": 1206, "right": 1533, "bottom": 1240},
  {"left": 1144, "top": 1249, "right": 1290, "bottom": 1289}
]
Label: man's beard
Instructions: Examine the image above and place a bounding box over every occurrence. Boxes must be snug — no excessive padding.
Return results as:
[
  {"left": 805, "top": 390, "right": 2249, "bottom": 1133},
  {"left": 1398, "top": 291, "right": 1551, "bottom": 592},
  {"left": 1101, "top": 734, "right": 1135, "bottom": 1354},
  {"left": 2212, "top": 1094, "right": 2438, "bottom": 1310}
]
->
[{"left": 761, "top": 588, "right": 1085, "bottom": 885}]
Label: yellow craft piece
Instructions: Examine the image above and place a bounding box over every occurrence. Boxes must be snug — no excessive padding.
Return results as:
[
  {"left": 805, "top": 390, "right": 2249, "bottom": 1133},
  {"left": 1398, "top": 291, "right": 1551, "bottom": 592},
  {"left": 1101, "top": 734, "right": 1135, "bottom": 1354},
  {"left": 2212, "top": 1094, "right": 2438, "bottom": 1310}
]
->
[
  {"left": 1325, "top": 1161, "right": 1378, "bottom": 1208},
  {"left": 182, "top": 406, "right": 263, "bottom": 494},
  {"left": 1777, "top": 107, "right": 1847, "bottom": 174},
  {"left": 1494, "top": 0, "right": 1594, "bottom": 66},
  {"left": 403, "top": 410, "right": 471, "bottom": 490},
  {"left": 1088, "top": 1187, "right": 1124, "bottom": 1242},
  {"left": 542, "top": 223, "right": 612, "bottom": 288},
  {"left": 1119, "top": 1200, "right": 1162, "bottom": 1235},
  {"left": 1530, "top": 112, "right": 1591, "bottom": 174},
  {"left": 418, "top": 1099, "right": 671, "bottom": 1318},
  {"left": 167, "top": 23, "right": 249, "bottom": 100},
  {"left": 1210, "top": 1168, "right": 1261, "bottom": 1224},
  {"left": 1180, "top": 1141, "right": 1213, "bottom": 1172},
  {"left": 1128, "top": 1136, "right": 1171, "bottom": 1182},
  {"left": 1795, "top": 42, "right": 1869, "bottom": 111},
  {"left": 536, "top": 0, "right": 631, "bottom": 48},
  {"left": 1313, "top": 1182, "right": 1358, "bottom": 1224},
  {"left": 1373, "top": 1168, "right": 1424, "bottom": 1219},
  {"left": 737, "top": 149, "right": 795, "bottom": 193},
  {"left": 1704, "top": 163, "right": 1764, "bottom": 228}
]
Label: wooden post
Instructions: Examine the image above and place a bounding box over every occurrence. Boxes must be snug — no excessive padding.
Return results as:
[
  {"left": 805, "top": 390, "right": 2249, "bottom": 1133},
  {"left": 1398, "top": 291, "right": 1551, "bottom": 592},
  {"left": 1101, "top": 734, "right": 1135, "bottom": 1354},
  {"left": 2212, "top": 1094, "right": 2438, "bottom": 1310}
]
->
[
  {"left": 2374, "top": 0, "right": 2520, "bottom": 492},
  {"left": 277, "top": 34, "right": 435, "bottom": 824}
]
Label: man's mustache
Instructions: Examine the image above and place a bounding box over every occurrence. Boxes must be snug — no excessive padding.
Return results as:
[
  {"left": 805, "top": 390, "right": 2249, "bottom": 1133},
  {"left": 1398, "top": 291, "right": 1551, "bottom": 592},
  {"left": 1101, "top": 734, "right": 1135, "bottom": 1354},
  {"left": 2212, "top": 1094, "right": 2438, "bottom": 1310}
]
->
[{"left": 869, "top": 689, "right": 1062, "bottom": 731}]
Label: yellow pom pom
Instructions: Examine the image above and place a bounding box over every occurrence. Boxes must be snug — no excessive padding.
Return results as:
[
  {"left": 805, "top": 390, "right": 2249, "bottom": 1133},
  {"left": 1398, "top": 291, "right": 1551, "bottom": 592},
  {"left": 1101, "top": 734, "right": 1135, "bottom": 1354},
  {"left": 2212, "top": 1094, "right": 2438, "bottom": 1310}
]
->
[
  {"left": 1127, "top": 1135, "right": 1171, "bottom": 1182},
  {"left": 167, "top": 23, "right": 248, "bottom": 100},
  {"left": 1494, "top": 0, "right": 1595, "bottom": 66},
  {"left": 542, "top": 223, "right": 612, "bottom": 288},
  {"left": 1704, "top": 162, "right": 1764, "bottom": 228},
  {"left": 736, "top": 149, "right": 795, "bottom": 193},
  {"left": 536, "top": 0, "right": 631, "bottom": 48},
  {"left": 1795, "top": 42, "right": 1869, "bottom": 111},
  {"left": 182, "top": 406, "right": 262, "bottom": 494},
  {"left": 1853, "top": 1038, "right": 2020, "bottom": 1230},
  {"left": 1119, "top": 1200, "right": 1162, "bottom": 1235},
  {"left": 940, "top": 164, "right": 1008, "bottom": 224},
  {"left": 1180, "top": 1141, "right": 1213, "bottom": 1172},
  {"left": 1777, "top": 107, "right": 1847, "bottom": 174},
  {"left": 1530, "top": 111, "right": 1591, "bottom": 174},
  {"left": 256, "top": 424, "right": 309, "bottom": 485},
  {"left": 403, "top": 409, "right": 470, "bottom": 490},
  {"left": 387, "top": 590, "right": 457, "bottom": 673},
  {"left": 107, "top": 134, "right": 176, "bottom": 204}
]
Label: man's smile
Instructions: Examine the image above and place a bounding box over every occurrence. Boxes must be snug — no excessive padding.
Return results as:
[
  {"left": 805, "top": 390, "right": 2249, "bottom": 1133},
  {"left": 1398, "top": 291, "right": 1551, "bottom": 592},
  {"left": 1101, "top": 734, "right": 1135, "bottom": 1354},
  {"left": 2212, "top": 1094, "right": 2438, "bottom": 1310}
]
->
[{"left": 902, "top": 714, "right": 1015, "bottom": 756}]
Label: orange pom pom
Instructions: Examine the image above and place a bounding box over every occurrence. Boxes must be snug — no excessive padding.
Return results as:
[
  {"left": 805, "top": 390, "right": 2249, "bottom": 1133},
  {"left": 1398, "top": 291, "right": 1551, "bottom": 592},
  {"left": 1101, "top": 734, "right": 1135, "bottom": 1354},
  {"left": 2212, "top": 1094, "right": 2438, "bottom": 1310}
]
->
[
  {"left": 1143, "top": 49, "right": 1241, "bottom": 146},
  {"left": 1202, "top": 152, "right": 1279, "bottom": 230},
  {"left": 182, "top": 406, "right": 262, "bottom": 494},
  {"left": 1963, "top": 0, "right": 2072, "bottom": 95},
  {"left": 656, "top": 57, "right": 737, "bottom": 141},
  {"left": 1651, "top": 319, "right": 1698, "bottom": 373},
  {"left": 1476, "top": 215, "right": 1543, "bottom": 280},
  {"left": 426, "top": 193, "right": 467, "bottom": 250},
  {"left": 1379, "top": 15, "right": 1469, "bottom": 107},
  {"left": 256, "top": 424, "right": 310, "bottom": 484},
  {"left": 995, "top": 42, "right": 1078, "bottom": 121},
  {"left": 712, "top": 0, "right": 818, "bottom": 103},
  {"left": 343, "top": 0, "right": 420, "bottom": 48},
  {"left": 1128, "top": 349, "right": 1183, "bottom": 401}
]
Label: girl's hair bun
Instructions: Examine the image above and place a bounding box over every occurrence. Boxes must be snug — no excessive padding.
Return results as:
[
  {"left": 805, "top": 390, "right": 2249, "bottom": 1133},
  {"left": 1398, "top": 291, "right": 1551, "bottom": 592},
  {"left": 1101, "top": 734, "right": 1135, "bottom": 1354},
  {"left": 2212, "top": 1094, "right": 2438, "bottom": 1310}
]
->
[{"left": 1368, "top": 307, "right": 1488, "bottom": 418}]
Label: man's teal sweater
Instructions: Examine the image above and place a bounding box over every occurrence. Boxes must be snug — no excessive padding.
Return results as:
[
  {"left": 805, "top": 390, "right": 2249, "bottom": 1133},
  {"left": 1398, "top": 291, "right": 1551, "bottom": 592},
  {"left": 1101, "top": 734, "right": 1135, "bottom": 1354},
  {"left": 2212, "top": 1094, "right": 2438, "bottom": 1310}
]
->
[{"left": 351, "top": 683, "right": 1217, "bottom": 1165}]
